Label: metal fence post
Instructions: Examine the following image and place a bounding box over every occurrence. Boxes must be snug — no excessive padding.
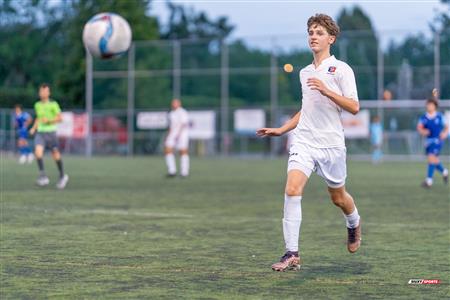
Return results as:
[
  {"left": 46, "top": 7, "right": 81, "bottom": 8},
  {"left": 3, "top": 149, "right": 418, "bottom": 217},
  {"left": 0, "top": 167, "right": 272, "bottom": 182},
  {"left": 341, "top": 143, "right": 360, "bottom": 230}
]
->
[
  {"left": 270, "top": 50, "right": 279, "bottom": 156},
  {"left": 173, "top": 40, "right": 181, "bottom": 99},
  {"left": 127, "top": 43, "right": 135, "bottom": 156},
  {"left": 434, "top": 31, "right": 440, "bottom": 95},
  {"left": 85, "top": 50, "right": 93, "bottom": 157},
  {"left": 220, "top": 41, "right": 229, "bottom": 155}
]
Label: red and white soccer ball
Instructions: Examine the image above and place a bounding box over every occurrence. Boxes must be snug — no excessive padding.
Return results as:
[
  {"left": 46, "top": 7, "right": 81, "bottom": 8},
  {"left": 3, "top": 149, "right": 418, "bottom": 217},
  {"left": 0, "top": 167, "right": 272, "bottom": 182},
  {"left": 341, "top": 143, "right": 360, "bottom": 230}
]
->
[{"left": 82, "top": 12, "right": 132, "bottom": 59}]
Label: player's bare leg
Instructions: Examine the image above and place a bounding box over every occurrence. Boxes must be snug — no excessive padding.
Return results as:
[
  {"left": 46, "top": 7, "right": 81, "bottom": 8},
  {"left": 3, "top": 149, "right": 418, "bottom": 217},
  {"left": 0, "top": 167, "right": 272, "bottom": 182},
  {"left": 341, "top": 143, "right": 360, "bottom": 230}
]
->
[
  {"left": 179, "top": 148, "right": 189, "bottom": 177},
  {"left": 328, "top": 186, "right": 361, "bottom": 253},
  {"left": 272, "top": 170, "right": 308, "bottom": 271},
  {"left": 164, "top": 147, "right": 177, "bottom": 177},
  {"left": 35, "top": 145, "right": 49, "bottom": 186},
  {"left": 52, "top": 149, "right": 68, "bottom": 189},
  {"left": 18, "top": 138, "right": 28, "bottom": 164}
]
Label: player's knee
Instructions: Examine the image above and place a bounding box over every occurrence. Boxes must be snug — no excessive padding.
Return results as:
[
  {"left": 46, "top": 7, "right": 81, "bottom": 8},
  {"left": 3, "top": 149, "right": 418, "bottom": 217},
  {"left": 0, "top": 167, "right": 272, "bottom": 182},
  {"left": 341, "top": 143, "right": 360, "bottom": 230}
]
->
[
  {"left": 285, "top": 184, "right": 301, "bottom": 196},
  {"left": 329, "top": 190, "right": 346, "bottom": 207},
  {"left": 52, "top": 151, "right": 61, "bottom": 160},
  {"left": 35, "top": 147, "right": 43, "bottom": 158}
]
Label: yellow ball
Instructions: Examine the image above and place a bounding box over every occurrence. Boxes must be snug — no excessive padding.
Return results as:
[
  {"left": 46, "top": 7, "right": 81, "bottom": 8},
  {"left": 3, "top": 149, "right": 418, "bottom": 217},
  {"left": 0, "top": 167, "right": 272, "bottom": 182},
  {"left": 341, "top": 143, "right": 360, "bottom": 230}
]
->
[{"left": 283, "top": 63, "right": 294, "bottom": 73}]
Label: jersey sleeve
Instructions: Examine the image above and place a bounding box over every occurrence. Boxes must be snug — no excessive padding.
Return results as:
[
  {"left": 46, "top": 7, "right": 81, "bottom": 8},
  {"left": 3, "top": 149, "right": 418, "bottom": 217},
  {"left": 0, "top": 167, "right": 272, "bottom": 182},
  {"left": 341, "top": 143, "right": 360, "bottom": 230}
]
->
[
  {"left": 53, "top": 102, "right": 62, "bottom": 114},
  {"left": 338, "top": 64, "right": 359, "bottom": 101},
  {"left": 439, "top": 113, "right": 447, "bottom": 127},
  {"left": 417, "top": 115, "right": 426, "bottom": 126}
]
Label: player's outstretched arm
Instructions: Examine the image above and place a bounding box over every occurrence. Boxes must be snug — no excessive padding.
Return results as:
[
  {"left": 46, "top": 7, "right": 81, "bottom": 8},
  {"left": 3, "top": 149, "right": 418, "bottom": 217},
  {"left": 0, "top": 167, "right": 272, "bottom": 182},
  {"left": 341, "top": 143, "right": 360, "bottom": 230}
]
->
[{"left": 257, "top": 111, "right": 301, "bottom": 137}]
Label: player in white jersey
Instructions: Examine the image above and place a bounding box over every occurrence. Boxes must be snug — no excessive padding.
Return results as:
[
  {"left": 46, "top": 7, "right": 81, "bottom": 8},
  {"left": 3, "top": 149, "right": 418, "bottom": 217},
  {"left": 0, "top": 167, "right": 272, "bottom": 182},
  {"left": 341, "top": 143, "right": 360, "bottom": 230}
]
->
[
  {"left": 164, "top": 99, "right": 190, "bottom": 177},
  {"left": 257, "top": 14, "right": 362, "bottom": 271}
]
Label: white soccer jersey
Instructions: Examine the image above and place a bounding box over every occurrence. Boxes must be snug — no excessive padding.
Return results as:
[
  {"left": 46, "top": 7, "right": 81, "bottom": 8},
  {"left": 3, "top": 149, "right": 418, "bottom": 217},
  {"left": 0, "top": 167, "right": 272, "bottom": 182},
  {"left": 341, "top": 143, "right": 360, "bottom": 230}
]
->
[
  {"left": 165, "top": 107, "right": 189, "bottom": 149},
  {"left": 169, "top": 107, "right": 189, "bottom": 133},
  {"left": 293, "top": 55, "right": 358, "bottom": 148}
]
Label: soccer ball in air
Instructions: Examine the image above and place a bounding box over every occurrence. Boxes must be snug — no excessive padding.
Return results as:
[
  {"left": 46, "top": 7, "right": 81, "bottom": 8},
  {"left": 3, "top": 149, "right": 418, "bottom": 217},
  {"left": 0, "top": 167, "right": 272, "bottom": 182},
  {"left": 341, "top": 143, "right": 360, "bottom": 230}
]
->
[{"left": 82, "top": 12, "right": 132, "bottom": 59}]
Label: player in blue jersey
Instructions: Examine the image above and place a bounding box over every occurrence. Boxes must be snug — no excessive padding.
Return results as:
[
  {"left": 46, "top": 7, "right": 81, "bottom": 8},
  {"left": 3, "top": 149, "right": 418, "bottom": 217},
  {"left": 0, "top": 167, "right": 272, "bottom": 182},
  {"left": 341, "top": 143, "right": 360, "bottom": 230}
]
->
[
  {"left": 14, "top": 104, "right": 34, "bottom": 164},
  {"left": 417, "top": 98, "right": 448, "bottom": 188}
]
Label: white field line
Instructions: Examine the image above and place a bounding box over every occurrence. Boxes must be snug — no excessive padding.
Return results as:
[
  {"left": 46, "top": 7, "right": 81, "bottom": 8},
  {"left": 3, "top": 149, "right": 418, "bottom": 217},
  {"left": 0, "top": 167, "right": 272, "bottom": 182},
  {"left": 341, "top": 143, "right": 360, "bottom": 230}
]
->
[{"left": 71, "top": 209, "right": 193, "bottom": 218}]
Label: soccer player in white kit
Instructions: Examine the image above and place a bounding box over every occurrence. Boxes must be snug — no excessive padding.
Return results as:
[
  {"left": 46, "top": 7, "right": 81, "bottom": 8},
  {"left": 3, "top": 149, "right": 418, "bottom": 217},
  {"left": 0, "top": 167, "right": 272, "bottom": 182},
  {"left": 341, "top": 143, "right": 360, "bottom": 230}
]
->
[
  {"left": 165, "top": 99, "right": 190, "bottom": 177},
  {"left": 257, "top": 14, "right": 362, "bottom": 271}
]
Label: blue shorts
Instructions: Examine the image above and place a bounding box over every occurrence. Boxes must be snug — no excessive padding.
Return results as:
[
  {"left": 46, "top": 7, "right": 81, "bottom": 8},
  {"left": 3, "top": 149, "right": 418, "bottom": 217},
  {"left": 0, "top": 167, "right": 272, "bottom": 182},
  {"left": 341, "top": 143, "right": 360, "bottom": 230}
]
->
[
  {"left": 425, "top": 140, "right": 442, "bottom": 156},
  {"left": 18, "top": 129, "right": 28, "bottom": 139}
]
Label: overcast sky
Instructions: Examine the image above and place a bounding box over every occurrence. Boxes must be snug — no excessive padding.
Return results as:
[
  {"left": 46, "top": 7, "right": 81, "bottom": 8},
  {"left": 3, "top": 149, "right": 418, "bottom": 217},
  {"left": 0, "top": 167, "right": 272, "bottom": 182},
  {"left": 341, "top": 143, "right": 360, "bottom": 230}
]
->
[{"left": 151, "top": 0, "right": 447, "bottom": 49}]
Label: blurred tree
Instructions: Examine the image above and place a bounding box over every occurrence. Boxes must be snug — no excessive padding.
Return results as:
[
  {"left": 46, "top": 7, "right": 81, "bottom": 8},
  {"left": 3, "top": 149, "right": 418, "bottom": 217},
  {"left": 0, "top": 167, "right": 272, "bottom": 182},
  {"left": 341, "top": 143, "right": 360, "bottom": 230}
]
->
[
  {"left": 159, "top": 1, "right": 235, "bottom": 108},
  {"left": 336, "top": 6, "right": 378, "bottom": 99},
  {"left": 0, "top": 0, "right": 160, "bottom": 109},
  {"left": 60, "top": 0, "right": 160, "bottom": 109}
]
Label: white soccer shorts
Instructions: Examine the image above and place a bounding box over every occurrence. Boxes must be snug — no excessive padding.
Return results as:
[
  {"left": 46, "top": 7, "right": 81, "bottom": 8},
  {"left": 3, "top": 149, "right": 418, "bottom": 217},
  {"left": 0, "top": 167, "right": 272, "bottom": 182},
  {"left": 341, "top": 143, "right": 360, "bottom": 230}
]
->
[
  {"left": 165, "top": 133, "right": 189, "bottom": 150},
  {"left": 287, "top": 142, "right": 347, "bottom": 188}
]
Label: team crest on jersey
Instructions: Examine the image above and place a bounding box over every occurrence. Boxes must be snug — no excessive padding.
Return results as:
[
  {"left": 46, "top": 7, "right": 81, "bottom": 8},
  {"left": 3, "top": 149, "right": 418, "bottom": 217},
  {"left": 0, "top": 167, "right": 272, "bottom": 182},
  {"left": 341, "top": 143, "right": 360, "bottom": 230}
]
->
[{"left": 327, "top": 66, "right": 337, "bottom": 74}]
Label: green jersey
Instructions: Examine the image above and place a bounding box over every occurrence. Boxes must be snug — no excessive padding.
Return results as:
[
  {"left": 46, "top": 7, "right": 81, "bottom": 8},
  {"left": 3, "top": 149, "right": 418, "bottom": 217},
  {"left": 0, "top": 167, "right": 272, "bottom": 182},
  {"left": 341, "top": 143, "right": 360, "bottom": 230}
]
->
[{"left": 34, "top": 99, "right": 61, "bottom": 132}]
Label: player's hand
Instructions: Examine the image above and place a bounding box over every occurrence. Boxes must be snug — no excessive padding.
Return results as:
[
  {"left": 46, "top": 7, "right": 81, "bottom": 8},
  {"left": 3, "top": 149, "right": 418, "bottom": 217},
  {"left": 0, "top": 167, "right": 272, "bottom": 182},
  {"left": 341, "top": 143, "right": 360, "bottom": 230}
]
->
[
  {"left": 256, "top": 128, "right": 283, "bottom": 137},
  {"left": 41, "top": 117, "right": 49, "bottom": 124},
  {"left": 420, "top": 129, "right": 430, "bottom": 137},
  {"left": 29, "top": 127, "right": 36, "bottom": 135},
  {"left": 307, "top": 77, "right": 330, "bottom": 96},
  {"left": 440, "top": 132, "right": 448, "bottom": 140}
]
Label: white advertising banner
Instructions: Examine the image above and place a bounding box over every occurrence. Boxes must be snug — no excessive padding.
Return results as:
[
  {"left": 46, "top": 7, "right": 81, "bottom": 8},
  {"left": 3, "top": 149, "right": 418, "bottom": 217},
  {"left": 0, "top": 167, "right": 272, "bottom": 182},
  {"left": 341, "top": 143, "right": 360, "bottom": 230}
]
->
[
  {"left": 342, "top": 109, "right": 370, "bottom": 138},
  {"left": 188, "top": 111, "right": 215, "bottom": 140},
  {"left": 234, "top": 109, "right": 265, "bottom": 135},
  {"left": 137, "top": 112, "right": 168, "bottom": 129},
  {"left": 56, "top": 112, "right": 74, "bottom": 137}
]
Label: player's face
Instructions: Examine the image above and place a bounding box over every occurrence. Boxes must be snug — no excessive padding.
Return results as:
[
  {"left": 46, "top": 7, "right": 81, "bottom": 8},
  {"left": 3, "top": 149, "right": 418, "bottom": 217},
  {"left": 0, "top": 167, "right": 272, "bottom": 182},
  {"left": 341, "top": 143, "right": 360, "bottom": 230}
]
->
[
  {"left": 171, "top": 99, "right": 181, "bottom": 110},
  {"left": 39, "top": 87, "right": 50, "bottom": 100},
  {"left": 308, "top": 24, "right": 335, "bottom": 53},
  {"left": 426, "top": 102, "right": 436, "bottom": 113},
  {"left": 15, "top": 107, "right": 21, "bottom": 115}
]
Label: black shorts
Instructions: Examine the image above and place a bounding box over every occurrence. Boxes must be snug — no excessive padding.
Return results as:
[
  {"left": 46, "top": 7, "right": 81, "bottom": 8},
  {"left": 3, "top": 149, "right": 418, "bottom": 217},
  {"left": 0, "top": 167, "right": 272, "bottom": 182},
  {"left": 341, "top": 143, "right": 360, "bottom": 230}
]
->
[{"left": 35, "top": 132, "right": 59, "bottom": 151}]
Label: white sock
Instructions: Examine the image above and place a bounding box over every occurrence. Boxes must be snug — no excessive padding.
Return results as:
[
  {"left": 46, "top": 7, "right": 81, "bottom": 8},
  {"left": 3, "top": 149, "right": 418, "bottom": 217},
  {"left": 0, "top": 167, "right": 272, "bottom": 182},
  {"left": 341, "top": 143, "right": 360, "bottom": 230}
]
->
[
  {"left": 426, "top": 177, "right": 433, "bottom": 185},
  {"left": 180, "top": 154, "right": 189, "bottom": 176},
  {"left": 165, "top": 153, "right": 176, "bottom": 175},
  {"left": 443, "top": 169, "right": 449, "bottom": 176},
  {"left": 344, "top": 207, "right": 360, "bottom": 229},
  {"left": 282, "top": 194, "right": 302, "bottom": 252}
]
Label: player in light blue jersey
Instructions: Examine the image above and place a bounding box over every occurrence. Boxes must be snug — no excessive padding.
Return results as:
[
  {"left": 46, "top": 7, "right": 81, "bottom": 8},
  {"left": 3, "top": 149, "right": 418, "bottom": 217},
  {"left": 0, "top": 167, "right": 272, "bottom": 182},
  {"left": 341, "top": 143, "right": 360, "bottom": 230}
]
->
[
  {"left": 370, "top": 115, "right": 383, "bottom": 163},
  {"left": 417, "top": 98, "right": 448, "bottom": 188},
  {"left": 14, "top": 104, "right": 34, "bottom": 164}
]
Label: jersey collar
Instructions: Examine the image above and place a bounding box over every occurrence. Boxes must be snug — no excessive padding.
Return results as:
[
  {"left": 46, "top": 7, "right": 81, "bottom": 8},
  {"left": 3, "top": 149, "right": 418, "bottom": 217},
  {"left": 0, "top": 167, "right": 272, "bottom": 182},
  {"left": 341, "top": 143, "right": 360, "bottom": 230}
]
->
[{"left": 308, "top": 55, "right": 336, "bottom": 71}]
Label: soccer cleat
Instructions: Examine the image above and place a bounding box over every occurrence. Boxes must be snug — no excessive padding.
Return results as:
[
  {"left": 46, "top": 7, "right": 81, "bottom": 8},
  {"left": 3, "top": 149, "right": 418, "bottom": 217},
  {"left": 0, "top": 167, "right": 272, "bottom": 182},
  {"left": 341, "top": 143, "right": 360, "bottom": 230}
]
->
[
  {"left": 421, "top": 181, "right": 432, "bottom": 188},
  {"left": 443, "top": 171, "right": 448, "bottom": 184},
  {"left": 36, "top": 175, "right": 50, "bottom": 187},
  {"left": 166, "top": 173, "right": 177, "bottom": 178},
  {"left": 19, "top": 155, "right": 27, "bottom": 164},
  {"left": 56, "top": 174, "right": 69, "bottom": 190},
  {"left": 347, "top": 221, "right": 362, "bottom": 253},
  {"left": 271, "top": 251, "right": 301, "bottom": 271}
]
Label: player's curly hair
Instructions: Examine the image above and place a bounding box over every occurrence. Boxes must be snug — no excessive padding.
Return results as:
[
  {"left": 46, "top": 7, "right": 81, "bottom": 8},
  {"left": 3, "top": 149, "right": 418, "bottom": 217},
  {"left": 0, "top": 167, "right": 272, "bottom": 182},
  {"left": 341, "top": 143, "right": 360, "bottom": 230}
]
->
[
  {"left": 307, "top": 14, "right": 340, "bottom": 39},
  {"left": 426, "top": 98, "right": 438, "bottom": 108}
]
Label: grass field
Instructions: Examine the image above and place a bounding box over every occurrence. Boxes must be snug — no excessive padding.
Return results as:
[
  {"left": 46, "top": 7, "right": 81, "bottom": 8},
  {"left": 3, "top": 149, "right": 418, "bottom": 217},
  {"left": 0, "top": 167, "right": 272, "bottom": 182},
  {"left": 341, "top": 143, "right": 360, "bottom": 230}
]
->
[{"left": 1, "top": 155, "right": 449, "bottom": 299}]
